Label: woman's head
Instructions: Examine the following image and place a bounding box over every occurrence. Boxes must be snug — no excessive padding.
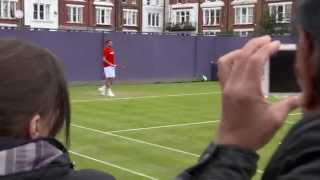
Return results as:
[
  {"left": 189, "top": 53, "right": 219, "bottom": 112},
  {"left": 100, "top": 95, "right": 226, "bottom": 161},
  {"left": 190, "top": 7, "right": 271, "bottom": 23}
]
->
[{"left": 0, "top": 39, "right": 70, "bottom": 145}]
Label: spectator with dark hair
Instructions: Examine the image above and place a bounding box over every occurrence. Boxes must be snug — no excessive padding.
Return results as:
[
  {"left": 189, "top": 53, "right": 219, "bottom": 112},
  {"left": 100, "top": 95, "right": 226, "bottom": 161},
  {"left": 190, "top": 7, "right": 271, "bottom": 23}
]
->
[
  {"left": 177, "top": 0, "right": 320, "bottom": 179},
  {"left": 0, "top": 39, "right": 114, "bottom": 180}
]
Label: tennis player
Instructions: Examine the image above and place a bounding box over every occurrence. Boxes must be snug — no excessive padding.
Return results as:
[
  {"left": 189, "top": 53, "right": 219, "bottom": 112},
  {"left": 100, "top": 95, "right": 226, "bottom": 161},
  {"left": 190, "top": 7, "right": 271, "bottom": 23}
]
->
[{"left": 99, "top": 40, "right": 116, "bottom": 97}]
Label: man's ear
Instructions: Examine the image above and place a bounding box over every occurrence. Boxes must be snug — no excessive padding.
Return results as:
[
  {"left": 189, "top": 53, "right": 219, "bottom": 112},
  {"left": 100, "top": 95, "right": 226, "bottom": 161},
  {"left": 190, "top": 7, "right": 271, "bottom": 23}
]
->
[{"left": 29, "top": 114, "right": 41, "bottom": 139}]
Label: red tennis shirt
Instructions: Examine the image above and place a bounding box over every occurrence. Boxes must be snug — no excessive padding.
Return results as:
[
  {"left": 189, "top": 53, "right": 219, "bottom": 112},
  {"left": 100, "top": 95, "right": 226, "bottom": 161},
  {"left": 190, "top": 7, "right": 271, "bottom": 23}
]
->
[{"left": 103, "top": 47, "right": 115, "bottom": 67}]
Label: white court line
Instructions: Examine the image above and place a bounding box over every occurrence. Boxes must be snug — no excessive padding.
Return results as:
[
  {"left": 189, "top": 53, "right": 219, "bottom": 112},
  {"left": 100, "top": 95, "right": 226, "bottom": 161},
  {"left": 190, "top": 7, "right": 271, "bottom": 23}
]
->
[
  {"left": 70, "top": 151, "right": 158, "bottom": 180},
  {"left": 285, "top": 121, "right": 296, "bottom": 125},
  {"left": 71, "top": 123, "right": 200, "bottom": 158},
  {"left": 110, "top": 113, "right": 302, "bottom": 133},
  {"left": 257, "top": 169, "right": 264, "bottom": 174},
  {"left": 288, "top": 113, "right": 302, "bottom": 116},
  {"left": 286, "top": 113, "right": 303, "bottom": 125},
  {"left": 71, "top": 114, "right": 301, "bottom": 177},
  {"left": 71, "top": 92, "right": 221, "bottom": 103},
  {"left": 109, "top": 120, "right": 219, "bottom": 133},
  {"left": 72, "top": 124, "right": 271, "bottom": 176}
]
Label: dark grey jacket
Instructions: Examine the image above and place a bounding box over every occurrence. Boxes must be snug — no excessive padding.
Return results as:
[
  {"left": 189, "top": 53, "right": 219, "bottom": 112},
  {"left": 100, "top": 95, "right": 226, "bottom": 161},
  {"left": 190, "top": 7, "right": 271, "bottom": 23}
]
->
[
  {"left": 177, "top": 113, "right": 320, "bottom": 180},
  {"left": 0, "top": 138, "right": 115, "bottom": 180}
]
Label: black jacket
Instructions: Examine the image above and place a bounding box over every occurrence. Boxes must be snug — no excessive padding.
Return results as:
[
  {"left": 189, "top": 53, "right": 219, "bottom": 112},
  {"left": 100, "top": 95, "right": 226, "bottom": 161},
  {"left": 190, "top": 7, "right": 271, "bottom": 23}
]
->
[
  {"left": 177, "top": 113, "right": 320, "bottom": 180},
  {"left": 0, "top": 138, "right": 115, "bottom": 180}
]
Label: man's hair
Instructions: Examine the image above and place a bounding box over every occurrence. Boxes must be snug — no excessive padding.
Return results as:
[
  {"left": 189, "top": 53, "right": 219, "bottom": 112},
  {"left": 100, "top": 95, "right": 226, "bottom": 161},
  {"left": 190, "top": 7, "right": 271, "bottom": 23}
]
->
[
  {"left": 298, "top": 0, "right": 320, "bottom": 95},
  {"left": 0, "top": 39, "right": 71, "bottom": 145},
  {"left": 297, "top": 0, "right": 320, "bottom": 36}
]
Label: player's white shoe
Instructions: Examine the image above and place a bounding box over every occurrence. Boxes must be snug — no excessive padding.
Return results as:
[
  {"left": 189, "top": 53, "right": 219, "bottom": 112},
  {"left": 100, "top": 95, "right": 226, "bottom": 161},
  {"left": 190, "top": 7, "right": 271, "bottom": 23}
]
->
[
  {"left": 98, "top": 85, "right": 105, "bottom": 92},
  {"left": 100, "top": 90, "right": 106, "bottom": 96},
  {"left": 107, "top": 89, "right": 115, "bottom": 97}
]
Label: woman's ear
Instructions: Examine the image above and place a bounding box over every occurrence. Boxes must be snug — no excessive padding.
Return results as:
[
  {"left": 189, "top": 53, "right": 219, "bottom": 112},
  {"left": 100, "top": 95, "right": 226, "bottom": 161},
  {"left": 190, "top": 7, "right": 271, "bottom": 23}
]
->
[{"left": 29, "top": 114, "right": 41, "bottom": 139}]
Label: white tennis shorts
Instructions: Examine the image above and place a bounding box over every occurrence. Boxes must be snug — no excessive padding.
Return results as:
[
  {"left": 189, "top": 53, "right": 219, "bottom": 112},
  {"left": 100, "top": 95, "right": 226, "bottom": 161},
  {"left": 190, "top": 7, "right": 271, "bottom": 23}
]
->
[{"left": 104, "top": 66, "right": 116, "bottom": 78}]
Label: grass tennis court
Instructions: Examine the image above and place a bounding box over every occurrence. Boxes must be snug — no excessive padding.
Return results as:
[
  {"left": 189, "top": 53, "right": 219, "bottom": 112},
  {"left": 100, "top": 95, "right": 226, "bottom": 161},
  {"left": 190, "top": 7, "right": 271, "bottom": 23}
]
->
[{"left": 68, "top": 81, "right": 301, "bottom": 180}]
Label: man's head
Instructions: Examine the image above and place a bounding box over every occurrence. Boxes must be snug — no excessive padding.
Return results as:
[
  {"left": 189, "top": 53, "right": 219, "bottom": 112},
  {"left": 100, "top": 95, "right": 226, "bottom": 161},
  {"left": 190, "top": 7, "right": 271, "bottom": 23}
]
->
[
  {"left": 0, "top": 39, "right": 70, "bottom": 145},
  {"left": 105, "top": 40, "right": 113, "bottom": 48},
  {"left": 296, "top": 0, "right": 320, "bottom": 110}
]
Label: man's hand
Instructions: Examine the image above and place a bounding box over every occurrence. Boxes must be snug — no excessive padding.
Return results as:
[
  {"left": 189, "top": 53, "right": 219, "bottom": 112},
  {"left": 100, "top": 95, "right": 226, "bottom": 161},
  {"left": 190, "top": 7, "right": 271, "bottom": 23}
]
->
[{"left": 216, "top": 36, "right": 300, "bottom": 150}]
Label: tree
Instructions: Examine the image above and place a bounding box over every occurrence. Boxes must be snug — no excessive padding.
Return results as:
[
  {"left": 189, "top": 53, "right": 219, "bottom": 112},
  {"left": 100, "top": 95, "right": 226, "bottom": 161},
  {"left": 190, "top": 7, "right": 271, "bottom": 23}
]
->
[
  {"left": 259, "top": 10, "right": 277, "bottom": 35},
  {"left": 258, "top": 10, "right": 291, "bottom": 36}
]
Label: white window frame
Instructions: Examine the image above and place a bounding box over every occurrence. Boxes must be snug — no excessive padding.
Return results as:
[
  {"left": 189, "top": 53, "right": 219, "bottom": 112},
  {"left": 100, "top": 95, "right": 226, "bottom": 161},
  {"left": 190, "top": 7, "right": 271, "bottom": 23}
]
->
[
  {"left": 95, "top": 6, "right": 112, "bottom": 25},
  {"left": 268, "top": 2, "right": 292, "bottom": 23},
  {"left": 201, "top": 0, "right": 225, "bottom": 8},
  {"left": 93, "top": 0, "right": 114, "bottom": 6},
  {"left": 123, "top": 9, "right": 138, "bottom": 26},
  {"left": 234, "top": 5, "right": 254, "bottom": 25},
  {"left": 147, "top": 12, "right": 160, "bottom": 27},
  {"left": 33, "top": 3, "right": 51, "bottom": 21},
  {"left": 146, "top": 0, "right": 161, "bottom": 6},
  {"left": 174, "top": 9, "right": 191, "bottom": 24},
  {"left": 203, "top": 29, "right": 221, "bottom": 36},
  {"left": 66, "top": 4, "right": 84, "bottom": 24},
  {"left": 234, "top": 28, "right": 254, "bottom": 37},
  {"left": 231, "top": 0, "right": 257, "bottom": 5},
  {"left": 203, "top": 7, "right": 221, "bottom": 26},
  {"left": 0, "top": 0, "right": 17, "bottom": 19}
]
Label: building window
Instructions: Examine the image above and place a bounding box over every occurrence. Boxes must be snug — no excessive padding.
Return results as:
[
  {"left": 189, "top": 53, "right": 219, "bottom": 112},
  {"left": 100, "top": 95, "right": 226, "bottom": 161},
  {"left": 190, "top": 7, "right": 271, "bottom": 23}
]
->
[
  {"left": 123, "top": 9, "right": 138, "bottom": 26},
  {"left": 96, "top": 7, "right": 111, "bottom": 25},
  {"left": 146, "top": 0, "right": 160, "bottom": 5},
  {"left": 234, "top": 6, "right": 254, "bottom": 25},
  {"left": 33, "top": 3, "right": 50, "bottom": 21},
  {"left": 67, "top": 5, "right": 83, "bottom": 23},
  {"left": 203, "top": 8, "right": 221, "bottom": 26},
  {"left": 148, "top": 13, "right": 160, "bottom": 27},
  {"left": 203, "top": 30, "right": 220, "bottom": 36},
  {"left": 269, "top": 2, "right": 292, "bottom": 23},
  {"left": 0, "top": 0, "right": 16, "bottom": 19},
  {"left": 234, "top": 29, "right": 254, "bottom": 37},
  {"left": 175, "top": 10, "right": 190, "bottom": 24}
]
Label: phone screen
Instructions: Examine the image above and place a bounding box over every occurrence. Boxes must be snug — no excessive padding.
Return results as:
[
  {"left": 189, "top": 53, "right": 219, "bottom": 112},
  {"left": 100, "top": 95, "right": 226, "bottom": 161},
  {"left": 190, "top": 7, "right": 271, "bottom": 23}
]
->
[
  {"left": 262, "top": 44, "right": 300, "bottom": 96},
  {"left": 269, "top": 49, "right": 300, "bottom": 93}
]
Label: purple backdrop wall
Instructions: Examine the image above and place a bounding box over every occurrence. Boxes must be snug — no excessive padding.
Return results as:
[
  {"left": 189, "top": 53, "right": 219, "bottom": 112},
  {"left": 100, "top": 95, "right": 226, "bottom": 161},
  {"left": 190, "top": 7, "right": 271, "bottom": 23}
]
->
[
  {"left": 104, "top": 32, "right": 196, "bottom": 82},
  {"left": 0, "top": 29, "right": 296, "bottom": 82}
]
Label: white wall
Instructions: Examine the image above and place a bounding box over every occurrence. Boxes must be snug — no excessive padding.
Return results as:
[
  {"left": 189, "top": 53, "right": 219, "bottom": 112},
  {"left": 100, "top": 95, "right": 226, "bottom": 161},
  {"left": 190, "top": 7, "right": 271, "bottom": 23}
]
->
[
  {"left": 142, "top": 0, "right": 164, "bottom": 32},
  {"left": 24, "top": 0, "right": 58, "bottom": 29}
]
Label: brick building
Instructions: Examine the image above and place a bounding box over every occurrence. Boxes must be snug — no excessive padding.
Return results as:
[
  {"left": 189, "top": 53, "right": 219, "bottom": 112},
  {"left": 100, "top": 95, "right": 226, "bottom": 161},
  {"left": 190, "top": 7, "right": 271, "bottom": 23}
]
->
[
  {"left": 261, "top": 0, "right": 295, "bottom": 34},
  {"left": 24, "top": 0, "right": 59, "bottom": 29},
  {"left": 0, "top": 0, "right": 24, "bottom": 28},
  {"left": 0, "top": 0, "right": 295, "bottom": 35},
  {"left": 142, "top": 0, "right": 165, "bottom": 32},
  {"left": 117, "top": 0, "right": 142, "bottom": 32},
  {"left": 199, "top": 0, "right": 228, "bottom": 35},
  {"left": 92, "top": 0, "right": 116, "bottom": 31},
  {"left": 167, "top": 0, "right": 296, "bottom": 36},
  {"left": 166, "top": 0, "right": 199, "bottom": 32},
  {"left": 59, "top": 0, "right": 91, "bottom": 30}
]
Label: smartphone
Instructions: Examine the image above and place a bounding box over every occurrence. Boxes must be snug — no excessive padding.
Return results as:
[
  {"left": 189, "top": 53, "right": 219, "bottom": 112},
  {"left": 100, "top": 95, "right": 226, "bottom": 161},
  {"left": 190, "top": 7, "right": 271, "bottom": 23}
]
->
[{"left": 262, "top": 44, "right": 300, "bottom": 96}]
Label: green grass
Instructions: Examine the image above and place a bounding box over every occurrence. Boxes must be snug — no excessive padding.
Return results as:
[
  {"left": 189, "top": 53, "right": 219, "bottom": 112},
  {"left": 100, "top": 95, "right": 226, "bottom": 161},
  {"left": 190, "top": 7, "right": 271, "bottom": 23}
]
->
[{"left": 68, "top": 82, "right": 301, "bottom": 180}]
